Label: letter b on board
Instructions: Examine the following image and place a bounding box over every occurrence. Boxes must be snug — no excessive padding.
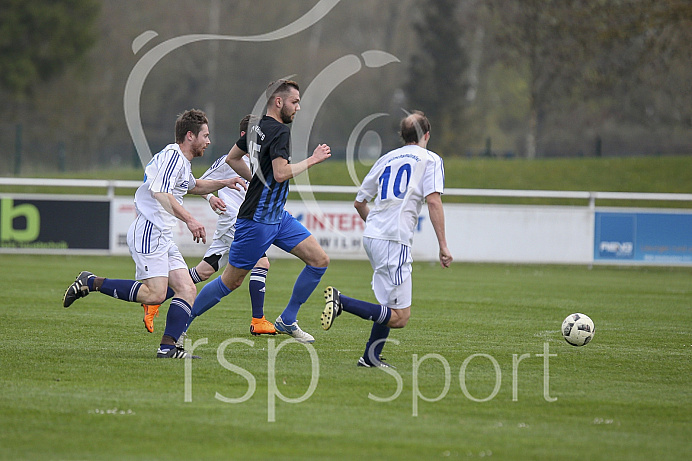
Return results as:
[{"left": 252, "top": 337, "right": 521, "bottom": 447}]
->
[{"left": 1, "top": 198, "right": 40, "bottom": 242}]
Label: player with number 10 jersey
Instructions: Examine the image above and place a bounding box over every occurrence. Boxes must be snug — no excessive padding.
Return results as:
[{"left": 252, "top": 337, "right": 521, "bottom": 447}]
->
[
  {"left": 322, "top": 111, "right": 452, "bottom": 369},
  {"left": 357, "top": 143, "right": 445, "bottom": 246}
]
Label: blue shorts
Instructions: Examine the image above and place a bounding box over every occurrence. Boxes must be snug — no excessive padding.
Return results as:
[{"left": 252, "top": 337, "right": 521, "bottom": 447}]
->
[{"left": 228, "top": 210, "right": 311, "bottom": 270}]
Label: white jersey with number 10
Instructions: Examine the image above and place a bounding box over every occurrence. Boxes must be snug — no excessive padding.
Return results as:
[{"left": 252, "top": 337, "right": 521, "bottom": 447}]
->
[{"left": 356, "top": 144, "right": 445, "bottom": 247}]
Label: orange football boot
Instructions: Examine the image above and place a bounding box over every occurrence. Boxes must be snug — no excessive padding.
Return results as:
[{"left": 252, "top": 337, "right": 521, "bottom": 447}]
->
[
  {"left": 142, "top": 304, "right": 160, "bottom": 333},
  {"left": 250, "top": 316, "right": 277, "bottom": 336}
]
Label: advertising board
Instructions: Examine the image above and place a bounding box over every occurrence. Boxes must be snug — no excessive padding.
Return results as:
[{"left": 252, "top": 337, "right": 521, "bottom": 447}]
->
[
  {"left": 594, "top": 210, "right": 692, "bottom": 264},
  {"left": 0, "top": 196, "right": 109, "bottom": 252}
]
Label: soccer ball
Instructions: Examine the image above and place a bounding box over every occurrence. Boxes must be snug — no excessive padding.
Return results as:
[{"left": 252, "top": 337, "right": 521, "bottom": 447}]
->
[{"left": 561, "top": 313, "right": 595, "bottom": 346}]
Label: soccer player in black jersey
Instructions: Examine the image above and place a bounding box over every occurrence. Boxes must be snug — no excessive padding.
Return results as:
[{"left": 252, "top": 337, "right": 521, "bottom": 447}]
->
[{"left": 169, "top": 80, "right": 331, "bottom": 345}]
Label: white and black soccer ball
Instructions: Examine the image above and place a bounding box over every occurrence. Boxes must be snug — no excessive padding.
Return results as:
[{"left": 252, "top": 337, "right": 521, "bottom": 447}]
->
[{"left": 561, "top": 313, "right": 595, "bottom": 346}]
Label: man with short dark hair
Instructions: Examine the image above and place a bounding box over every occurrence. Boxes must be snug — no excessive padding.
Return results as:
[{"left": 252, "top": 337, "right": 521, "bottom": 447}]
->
[
  {"left": 323, "top": 110, "right": 452, "bottom": 367},
  {"left": 179, "top": 79, "right": 332, "bottom": 345},
  {"left": 62, "top": 109, "right": 246, "bottom": 358}
]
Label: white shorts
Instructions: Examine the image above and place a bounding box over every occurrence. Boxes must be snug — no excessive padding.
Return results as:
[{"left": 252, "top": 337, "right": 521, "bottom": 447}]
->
[
  {"left": 363, "top": 237, "right": 413, "bottom": 309},
  {"left": 203, "top": 213, "right": 237, "bottom": 269},
  {"left": 127, "top": 216, "right": 188, "bottom": 280}
]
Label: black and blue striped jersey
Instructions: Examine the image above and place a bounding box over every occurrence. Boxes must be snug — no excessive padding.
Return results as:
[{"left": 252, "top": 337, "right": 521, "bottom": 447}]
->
[{"left": 236, "top": 115, "right": 291, "bottom": 224}]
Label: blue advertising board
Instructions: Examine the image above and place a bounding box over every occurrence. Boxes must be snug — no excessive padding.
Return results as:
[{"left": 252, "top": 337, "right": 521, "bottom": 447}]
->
[{"left": 594, "top": 211, "right": 692, "bottom": 263}]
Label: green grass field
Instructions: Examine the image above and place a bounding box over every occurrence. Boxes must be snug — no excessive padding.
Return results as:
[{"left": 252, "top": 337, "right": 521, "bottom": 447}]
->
[{"left": 1, "top": 255, "right": 690, "bottom": 460}]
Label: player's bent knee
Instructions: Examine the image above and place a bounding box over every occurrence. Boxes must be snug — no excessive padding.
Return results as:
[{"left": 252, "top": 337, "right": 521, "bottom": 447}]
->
[
  {"left": 302, "top": 251, "right": 329, "bottom": 268},
  {"left": 389, "top": 318, "right": 409, "bottom": 328},
  {"left": 228, "top": 280, "right": 243, "bottom": 291},
  {"left": 388, "top": 309, "right": 411, "bottom": 328},
  {"left": 221, "top": 272, "right": 244, "bottom": 291},
  {"left": 139, "top": 286, "right": 168, "bottom": 305},
  {"left": 148, "top": 295, "right": 167, "bottom": 305},
  {"left": 314, "top": 253, "right": 330, "bottom": 268},
  {"left": 178, "top": 285, "right": 197, "bottom": 301}
]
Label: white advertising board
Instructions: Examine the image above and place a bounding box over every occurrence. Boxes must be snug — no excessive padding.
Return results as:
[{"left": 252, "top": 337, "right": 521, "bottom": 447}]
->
[
  {"left": 445, "top": 204, "right": 594, "bottom": 264},
  {"left": 111, "top": 199, "right": 594, "bottom": 264},
  {"left": 110, "top": 198, "right": 433, "bottom": 260},
  {"left": 110, "top": 197, "right": 224, "bottom": 257}
]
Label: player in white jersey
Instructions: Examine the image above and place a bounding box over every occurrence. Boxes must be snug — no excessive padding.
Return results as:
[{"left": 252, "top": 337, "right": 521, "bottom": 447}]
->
[
  {"left": 62, "top": 109, "right": 246, "bottom": 359},
  {"left": 322, "top": 111, "right": 452, "bottom": 368},
  {"left": 142, "top": 116, "right": 275, "bottom": 336},
  {"left": 195, "top": 156, "right": 250, "bottom": 277}
]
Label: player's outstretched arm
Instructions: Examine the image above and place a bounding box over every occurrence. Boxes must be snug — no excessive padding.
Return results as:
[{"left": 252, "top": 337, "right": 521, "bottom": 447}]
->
[
  {"left": 273, "top": 144, "right": 331, "bottom": 182},
  {"left": 190, "top": 177, "right": 246, "bottom": 195},
  {"left": 426, "top": 192, "right": 453, "bottom": 268}
]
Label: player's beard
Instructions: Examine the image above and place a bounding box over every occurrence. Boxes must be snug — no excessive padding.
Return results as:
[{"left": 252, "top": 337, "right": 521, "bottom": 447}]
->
[
  {"left": 191, "top": 140, "right": 207, "bottom": 157},
  {"left": 280, "top": 105, "right": 295, "bottom": 124}
]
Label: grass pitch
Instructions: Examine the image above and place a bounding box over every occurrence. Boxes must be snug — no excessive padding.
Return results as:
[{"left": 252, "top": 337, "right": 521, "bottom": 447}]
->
[{"left": 0, "top": 255, "right": 690, "bottom": 460}]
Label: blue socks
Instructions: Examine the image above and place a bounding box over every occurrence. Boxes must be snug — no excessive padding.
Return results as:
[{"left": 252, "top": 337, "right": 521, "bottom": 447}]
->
[
  {"left": 363, "top": 322, "right": 391, "bottom": 364},
  {"left": 190, "top": 276, "right": 232, "bottom": 320},
  {"left": 341, "top": 294, "right": 391, "bottom": 325},
  {"left": 88, "top": 278, "right": 174, "bottom": 304},
  {"left": 90, "top": 278, "right": 142, "bottom": 302},
  {"left": 338, "top": 293, "right": 392, "bottom": 365},
  {"left": 161, "top": 298, "right": 192, "bottom": 349},
  {"left": 280, "top": 265, "right": 327, "bottom": 324},
  {"left": 249, "top": 267, "right": 268, "bottom": 319},
  {"left": 189, "top": 267, "right": 203, "bottom": 284}
]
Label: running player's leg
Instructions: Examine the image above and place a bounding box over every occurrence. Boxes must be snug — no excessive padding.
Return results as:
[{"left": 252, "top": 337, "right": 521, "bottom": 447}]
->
[
  {"left": 284, "top": 235, "right": 329, "bottom": 324},
  {"left": 271, "top": 212, "right": 328, "bottom": 343},
  {"left": 63, "top": 219, "right": 172, "bottom": 308},
  {"left": 64, "top": 271, "right": 170, "bottom": 305},
  {"left": 249, "top": 256, "right": 270, "bottom": 318},
  {"left": 128, "top": 239, "right": 173, "bottom": 333},
  {"left": 127, "top": 221, "right": 175, "bottom": 332},
  {"left": 323, "top": 238, "right": 412, "bottom": 367},
  {"left": 360, "top": 240, "right": 413, "bottom": 366},
  {"left": 146, "top": 251, "right": 221, "bottom": 333},
  {"left": 145, "top": 219, "right": 230, "bottom": 330},
  {"left": 157, "top": 244, "right": 199, "bottom": 358},
  {"left": 205, "top": 221, "right": 274, "bottom": 334},
  {"left": 188, "top": 218, "right": 270, "bottom": 328},
  {"left": 249, "top": 255, "right": 274, "bottom": 335}
]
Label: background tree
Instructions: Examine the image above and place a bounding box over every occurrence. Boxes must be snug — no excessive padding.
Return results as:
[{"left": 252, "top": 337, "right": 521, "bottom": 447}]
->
[
  {"left": 578, "top": 0, "right": 692, "bottom": 153},
  {"left": 0, "top": 0, "right": 689, "bottom": 175},
  {"left": 0, "top": 0, "right": 99, "bottom": 96},
  {"left": 487, "top": 0, "right": 591, "bottom": 159},
  {"left": 487, "top": 0, "right": 691, "bottom": 158},
  {"left": 404, "top": 0, "right": 470, "bottom": 154}
]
